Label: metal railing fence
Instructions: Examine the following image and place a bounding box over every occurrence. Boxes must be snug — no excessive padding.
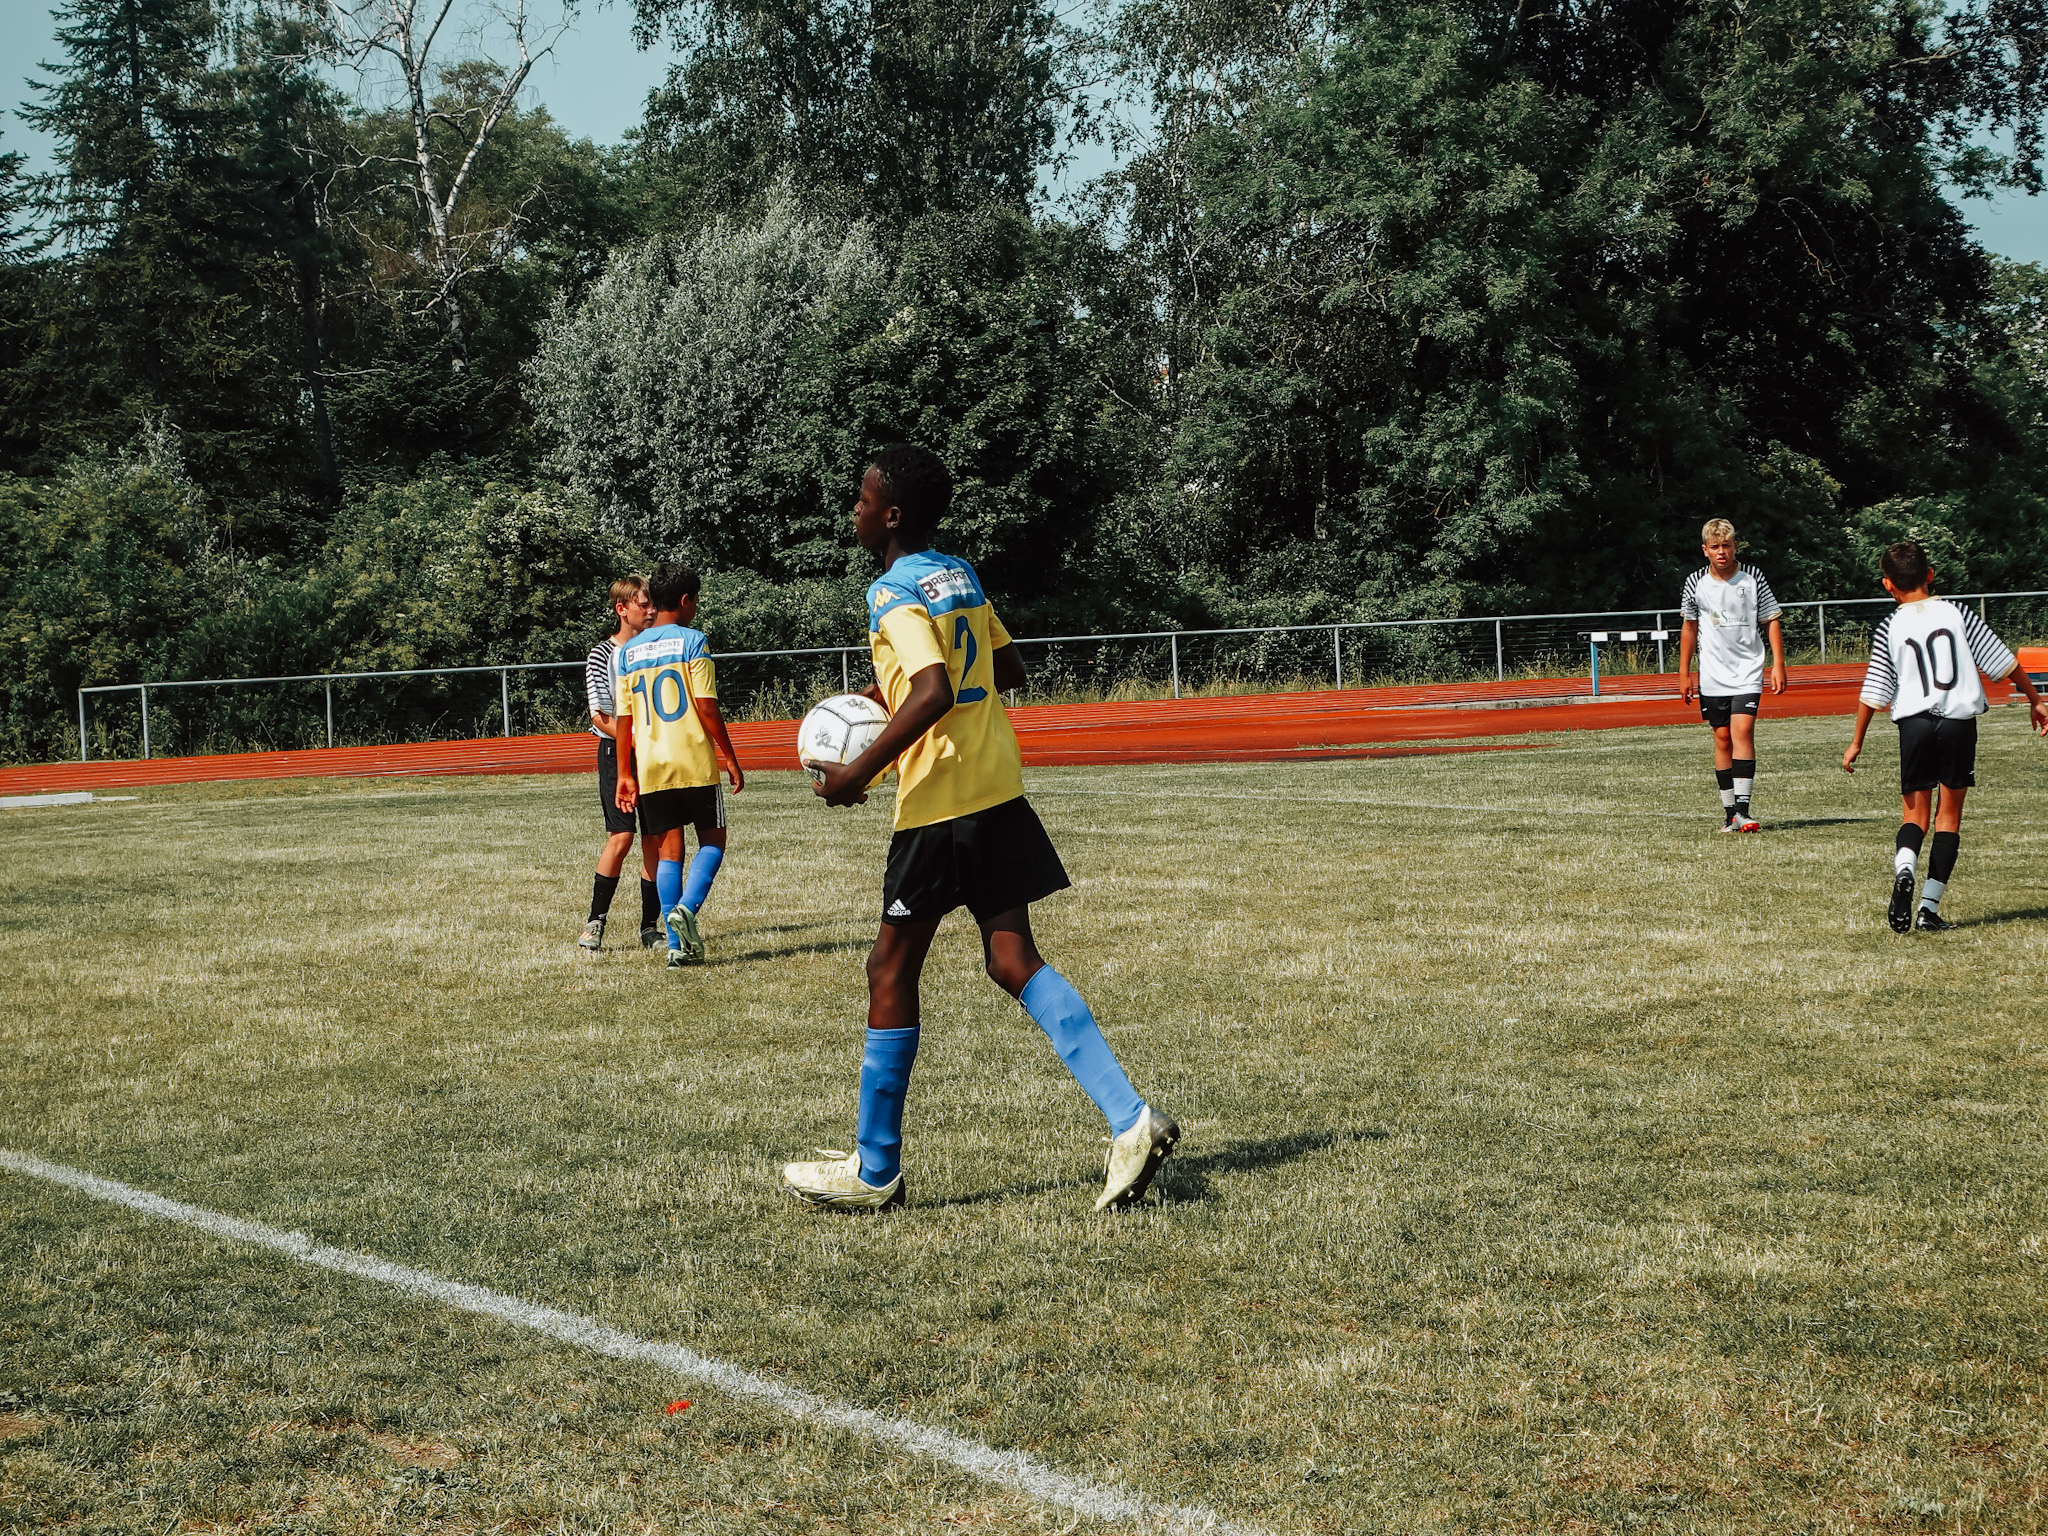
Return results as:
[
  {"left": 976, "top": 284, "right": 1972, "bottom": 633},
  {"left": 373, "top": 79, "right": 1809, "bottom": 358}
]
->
[{"left": 72, "top": 589, "right": 2048, "bottom": 762}]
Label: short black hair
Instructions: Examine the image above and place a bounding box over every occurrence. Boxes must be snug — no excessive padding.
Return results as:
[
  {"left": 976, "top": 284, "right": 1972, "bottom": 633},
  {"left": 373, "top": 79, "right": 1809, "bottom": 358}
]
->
[
  {"left": 1881, "top": 540, "right": 1931, "bottom": 591},
  {"left": 648, "top": 561, "right": 700, "bottom": 611},
  {"left": 870, "top": 443, "right": 952, "bottom": 535}
]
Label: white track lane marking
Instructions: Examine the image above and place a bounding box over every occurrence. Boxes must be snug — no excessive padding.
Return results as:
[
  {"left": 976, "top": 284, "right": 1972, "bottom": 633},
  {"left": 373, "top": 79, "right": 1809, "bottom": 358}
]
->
[
  {"left": 0, "top": 1148, "right": 1259, "bottom": 1536},
  {"left": 1028, "top": 785, "right": 1887, "bottom": 822}
]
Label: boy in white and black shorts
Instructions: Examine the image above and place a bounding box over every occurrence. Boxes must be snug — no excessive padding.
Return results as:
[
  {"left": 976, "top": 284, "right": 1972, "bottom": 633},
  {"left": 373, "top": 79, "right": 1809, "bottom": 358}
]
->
[
  {"left": 1678, "top": 518, "right": 1787, "bottom": 831},
  {"left": 1841, "top": 540, "right": 2048, "bottom": 932},
  {"left": 578, "top": 575, "right": 660, "bottom": 952}
]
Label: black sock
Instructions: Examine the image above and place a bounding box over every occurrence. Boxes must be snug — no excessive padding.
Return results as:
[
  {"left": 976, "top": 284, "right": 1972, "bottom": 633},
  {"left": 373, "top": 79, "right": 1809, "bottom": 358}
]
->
[
  {"left": 1715, "top": 766, "right": 1735, "bottom": 819},
  {"left": 1895, "top": 822, "right": 1926, "bottom": 856},
  {"left": 640, "top": 877, "right": 660, "bottom": 929},
  {"left": 589, "top": 872, "right": 620, "bottom": 923},
  {"left": 1928, "top": 830, "right": 1960, "bottom": 884},
  {"left": 1731, "top": 757, "right": 1755, "bottom": 819}
]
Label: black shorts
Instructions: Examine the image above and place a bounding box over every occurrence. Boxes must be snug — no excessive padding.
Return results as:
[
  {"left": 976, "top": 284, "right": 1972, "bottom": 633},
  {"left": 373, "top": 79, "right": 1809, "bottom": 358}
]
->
[
  {"left": 595, "top": 736, "right": 636, "bottom": 835},
  {"left": 1897, "top": 714, "right": 1977, "bottom": 793},
  {"left": 881, "top": 796, "right": 1071, "bottom": 926},
  {"left": 638, "top": 783, "right": 726, "bottom": 839},
  {"left": 1699, "top": 693, "right": 1762, "bottom": 728}
]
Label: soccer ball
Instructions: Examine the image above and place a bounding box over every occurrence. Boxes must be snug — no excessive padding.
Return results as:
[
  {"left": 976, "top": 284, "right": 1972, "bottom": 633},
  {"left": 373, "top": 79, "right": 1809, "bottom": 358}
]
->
[{"left": 797, "top": 693, "right": 891, "bottom": 784}]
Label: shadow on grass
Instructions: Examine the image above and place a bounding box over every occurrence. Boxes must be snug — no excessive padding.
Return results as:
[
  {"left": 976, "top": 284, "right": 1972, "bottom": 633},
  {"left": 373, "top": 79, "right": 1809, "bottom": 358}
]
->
[
  {"left": 1959, "top": 905, "right": 2048, "bottom": 929},
  {"left": 1157, "top": 1128, "right": 1385, "bottom": 1202},
  {"left": 914, "top": 1131, "right": 1385, "bottom": 1211},
  {"left": 710, "top": 938, "right": 867, "bottom": 966},
  {"left": 718, "top": 920, "right": 848, "bottom": 940},
  {"left": 1760, "top": 816, "right": 1883, "bottom": 830}
]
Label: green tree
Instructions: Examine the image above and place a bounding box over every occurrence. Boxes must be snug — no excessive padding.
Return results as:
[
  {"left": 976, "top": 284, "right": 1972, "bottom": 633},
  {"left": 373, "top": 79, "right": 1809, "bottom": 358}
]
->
[
  {"left": 16, "top": 0, "right": 349, "bottom": 536},
  {"left": 1104, "top": 0, "right": 2048, "bottom": 621},
  {"left": 324, "top": 83, "right": 640, "bottom": 476},
  {"left": 631, "top": 0, "right": 1067, "bottom": 225}
]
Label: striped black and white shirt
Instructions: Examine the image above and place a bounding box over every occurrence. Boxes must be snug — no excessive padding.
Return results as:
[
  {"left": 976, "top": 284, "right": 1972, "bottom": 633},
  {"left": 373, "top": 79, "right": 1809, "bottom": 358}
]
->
[
  {"left": 1860, "top": 599, "right": 2016, "bottom": 721},
  {"left": 586, "top": 637, "right": 619, "bottom": 739},
  {"left": 1680, "top": 564, "right": 1781, "bottom": 695}
]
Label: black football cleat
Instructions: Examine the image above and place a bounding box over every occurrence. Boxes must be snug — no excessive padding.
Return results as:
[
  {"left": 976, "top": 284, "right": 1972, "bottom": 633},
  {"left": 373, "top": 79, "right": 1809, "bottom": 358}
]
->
[
  {"left": 1887, "top": 872, "right": 1916, "bottom": 934},
  {"left": 1914, "top": 906, "right": 1956, "bottom": 933}
]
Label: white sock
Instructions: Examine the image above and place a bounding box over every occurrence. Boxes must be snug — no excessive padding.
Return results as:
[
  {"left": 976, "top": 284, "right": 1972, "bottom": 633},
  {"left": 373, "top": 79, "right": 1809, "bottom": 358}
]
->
[
  {"left": 1720, "top": 789, "right": 1737, "bottom": 812},
  {"left": 1920, "top": 876, "right": 1946, "bottom": 911},
  {"left": 1894, "top": 847, "right": 1917, "bottom": 878},
  {"left": 1733, "top": 776, "right": 1753, "bottom": 804}
]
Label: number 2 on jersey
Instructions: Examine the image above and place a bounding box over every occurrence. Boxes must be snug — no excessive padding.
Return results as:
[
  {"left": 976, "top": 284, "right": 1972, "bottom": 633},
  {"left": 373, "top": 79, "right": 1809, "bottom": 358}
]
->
[{"left": 952, "top": 614, "right": 988, "bottom": 705}]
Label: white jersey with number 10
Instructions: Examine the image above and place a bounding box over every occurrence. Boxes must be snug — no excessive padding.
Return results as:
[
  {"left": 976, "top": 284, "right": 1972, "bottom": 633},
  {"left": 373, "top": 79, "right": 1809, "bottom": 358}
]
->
[{"left": 1859, "top": 598, "right": 2016, "bottom": 723}]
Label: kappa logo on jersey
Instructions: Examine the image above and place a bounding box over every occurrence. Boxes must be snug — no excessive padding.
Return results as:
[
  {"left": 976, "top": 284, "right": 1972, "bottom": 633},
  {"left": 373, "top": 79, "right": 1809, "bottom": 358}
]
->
[
  {"left": 870, "top": 586, "right": 900, "bottom": 609},
  {"left": 915, "top": 567, "right": 975, "bottom": 606}
]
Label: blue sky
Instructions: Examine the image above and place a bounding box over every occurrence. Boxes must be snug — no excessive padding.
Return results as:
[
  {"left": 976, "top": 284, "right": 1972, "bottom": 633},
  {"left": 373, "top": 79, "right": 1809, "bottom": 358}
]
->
[{"left": 5, "top": 0, "right": 2048, "bottom": 261}]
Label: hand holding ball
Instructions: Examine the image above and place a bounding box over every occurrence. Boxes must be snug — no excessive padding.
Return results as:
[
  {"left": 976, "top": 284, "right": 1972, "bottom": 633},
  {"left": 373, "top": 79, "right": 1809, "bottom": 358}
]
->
[{"left": 798, "top": 694, "right": 891, "bottom": 786}]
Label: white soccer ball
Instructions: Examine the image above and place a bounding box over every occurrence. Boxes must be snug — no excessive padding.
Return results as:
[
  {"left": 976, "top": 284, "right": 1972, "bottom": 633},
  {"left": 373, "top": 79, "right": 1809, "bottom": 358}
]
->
[{"left": 797, "top": 693, "right": 891, "bottom": 784}]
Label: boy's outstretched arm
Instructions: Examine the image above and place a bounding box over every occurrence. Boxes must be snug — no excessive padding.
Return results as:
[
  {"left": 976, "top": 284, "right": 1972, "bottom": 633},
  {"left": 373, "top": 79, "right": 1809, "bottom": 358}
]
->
[
  {"left": 692, "top": 697, "right": 745, "bottom": 793},
  {"left": 1842, "top": 703, "right": 1877, "bottom": 772},
  {"left": 1766, "top": 615, "right": 1787, "bottom": 694},
  {"left": 1677, "top": 619, "right": 1698, "bottom": 701},
  {"left": 991, "top": 642, "right": 1026, "bottom": 694},
  {"left": 2004, "top": 660, "right": 2048, "bottom": 735},
  {"left": 814, "top": 663, "right": 952, "bottom": 808}
]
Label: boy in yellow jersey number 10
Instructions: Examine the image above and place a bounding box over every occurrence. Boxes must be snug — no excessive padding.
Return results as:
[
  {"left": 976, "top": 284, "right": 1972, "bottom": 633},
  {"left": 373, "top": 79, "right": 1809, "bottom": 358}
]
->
[
  {"left": 615, "top": 562, "right": 745, "bottom": 967},
  {"left": 783, "top": 444, "right": 1178, "bottom": 1212}
]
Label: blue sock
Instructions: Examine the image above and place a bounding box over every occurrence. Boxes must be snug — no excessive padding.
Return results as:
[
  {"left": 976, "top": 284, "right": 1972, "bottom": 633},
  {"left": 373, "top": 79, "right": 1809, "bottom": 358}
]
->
[
  {"left": 1019, "top": 967, "right": 1143, "bottom": 1135},
  {"left": 681, "top": 845, "right": 724, "bottom": 913},
  {"left": 855, "top": 1027, "right": 920, "bottom": 1186},
  {"left": 656, "top": 858, "right": 683, "bottom": 948}
]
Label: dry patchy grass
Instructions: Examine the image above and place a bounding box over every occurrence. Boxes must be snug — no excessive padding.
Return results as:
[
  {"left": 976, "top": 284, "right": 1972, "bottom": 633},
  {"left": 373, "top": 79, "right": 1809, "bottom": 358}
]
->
[{"left": 2, "top": 712, "right": 2046, "bottom": 1533}]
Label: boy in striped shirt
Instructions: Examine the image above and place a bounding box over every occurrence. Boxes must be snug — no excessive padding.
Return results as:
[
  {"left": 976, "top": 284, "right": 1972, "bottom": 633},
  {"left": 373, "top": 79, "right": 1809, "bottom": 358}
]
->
[
  {"left": 1841, "top": 541, "right": 2048, "bottom": 931},
  {"left": 579, "top": 576, "right": 659, "bottom": 951}
]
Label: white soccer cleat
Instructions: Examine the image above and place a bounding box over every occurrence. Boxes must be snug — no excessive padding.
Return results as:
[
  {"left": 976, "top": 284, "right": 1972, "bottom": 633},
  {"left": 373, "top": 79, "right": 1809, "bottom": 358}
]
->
[
  {"left": 576, "top": 916, "right": 606, "bottom": 951},
  {"left": 1096, "top": 1104, "right": 1180, "bottom": 1212},
  {"left": 665, "top": 902, "right": 705, "bottom": 963},
  {"left": 781, "top": 1149, "right": 905, "bottom": 1211}
]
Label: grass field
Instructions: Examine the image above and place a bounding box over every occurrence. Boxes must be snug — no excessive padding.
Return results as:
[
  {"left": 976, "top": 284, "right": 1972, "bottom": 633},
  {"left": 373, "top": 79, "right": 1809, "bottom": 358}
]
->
[{"left": 4, "top": 712, "right": 2046, "bottom": 1535}]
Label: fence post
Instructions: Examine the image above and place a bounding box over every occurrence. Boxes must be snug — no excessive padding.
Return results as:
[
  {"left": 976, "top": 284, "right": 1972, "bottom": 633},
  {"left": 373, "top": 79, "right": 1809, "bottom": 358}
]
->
[
  {"left": 841, "top": 650, "right": 849, "bottom": 693},
  {"left": 78, "top": 691, "right": 89, "bottom": 763},
  {"left": 1656, "top": 613, "right": 1666, "bottom": 675},
  {"left": 1495, "top": 619, "right": 1504, "bottom": 682},
  {"left": 1332, "top": 625, "right": 1343, "bottom": 689},
  {"left": 1589, "top": 639, "right": 1600, "bottom": 698},
  {"left": 501, "top": 669, "right": 511, "bottom": 738},
  {"left": 1817, "top": 603, "right": 1826, "bottom": 665},
  {"left": 1170, "top": 634, "right": 1180, "bottom": 699},
  {"left": 325, "top": 681, "right": 334, "bottom": 749},
  {"left": 140, "top": 684, "right": 151, "bottom": 760}
]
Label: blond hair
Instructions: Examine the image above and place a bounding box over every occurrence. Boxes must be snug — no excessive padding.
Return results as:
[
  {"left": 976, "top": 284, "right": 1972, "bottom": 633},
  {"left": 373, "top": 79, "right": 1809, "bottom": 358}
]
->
[
  {"left": 1701, "top": 518, "right": 1735, "bottom": 544},
  {"left": 609, "top": 574, "right": 647, "bottom": 610}
]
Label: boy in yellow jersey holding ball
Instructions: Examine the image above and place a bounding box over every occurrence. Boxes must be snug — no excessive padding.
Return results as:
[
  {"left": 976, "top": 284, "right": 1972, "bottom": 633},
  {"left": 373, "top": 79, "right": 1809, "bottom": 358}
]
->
[{"left": 784, "top": 444, "right": 1178, "bottom": 1212}]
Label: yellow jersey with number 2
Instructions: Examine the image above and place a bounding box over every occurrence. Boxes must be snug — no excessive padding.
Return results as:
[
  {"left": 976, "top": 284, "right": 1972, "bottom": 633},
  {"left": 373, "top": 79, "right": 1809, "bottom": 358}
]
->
[
  {"left": 867, "top": 551, "right": 1023, "bottom": 830},
  {"left": 616, "top": 623, "right": 719, "bottom": 791}
]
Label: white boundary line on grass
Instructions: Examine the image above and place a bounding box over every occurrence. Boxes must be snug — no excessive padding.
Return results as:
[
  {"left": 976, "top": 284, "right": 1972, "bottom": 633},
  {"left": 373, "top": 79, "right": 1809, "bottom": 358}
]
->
[{"left": 0, "top": 1147, "right": 1261, "bottom": 1536}]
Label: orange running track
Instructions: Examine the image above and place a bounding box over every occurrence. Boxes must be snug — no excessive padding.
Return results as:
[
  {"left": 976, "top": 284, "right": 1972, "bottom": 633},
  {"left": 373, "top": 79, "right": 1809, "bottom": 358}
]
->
[{"left": 0, "top": 664, "right": 1924, "bottom": 796}]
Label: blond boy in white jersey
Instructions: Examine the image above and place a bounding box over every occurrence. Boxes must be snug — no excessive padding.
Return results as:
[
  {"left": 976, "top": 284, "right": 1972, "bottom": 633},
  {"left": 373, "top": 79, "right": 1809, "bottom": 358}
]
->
[
  {"left": 1843, "top": 540, "right": 2048, "bottom": 931},
  {"left": 1677, "top": 519, "right": 1786, "bottom": 830}
]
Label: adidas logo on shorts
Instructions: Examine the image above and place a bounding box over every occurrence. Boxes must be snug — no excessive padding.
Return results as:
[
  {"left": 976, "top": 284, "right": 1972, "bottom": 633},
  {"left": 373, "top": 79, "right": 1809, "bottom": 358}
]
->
[{"left": 886, "top": 899, "right": 912, "bottom": 918}]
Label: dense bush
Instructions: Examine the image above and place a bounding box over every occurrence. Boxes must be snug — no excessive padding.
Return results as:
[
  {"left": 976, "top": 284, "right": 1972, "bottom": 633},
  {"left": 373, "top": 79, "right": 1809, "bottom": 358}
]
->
[{"left": 0, "top": 434, "right": 639, "bottom": 761}]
